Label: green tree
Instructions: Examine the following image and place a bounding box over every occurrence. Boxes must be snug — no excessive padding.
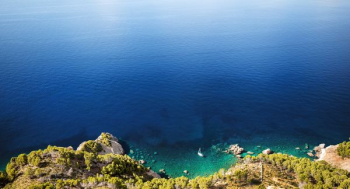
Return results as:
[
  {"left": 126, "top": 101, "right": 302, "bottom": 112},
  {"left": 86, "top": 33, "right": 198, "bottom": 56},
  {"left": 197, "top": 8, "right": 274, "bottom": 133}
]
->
[
  {"left": 0, "top": 171, "right": 8, "bottom": 187},
  {"left": 16, "top": 154, "right": 28, "bottom": 166},
  {"left": 337, "top": 140, "right": 350, "bottom": 158}
]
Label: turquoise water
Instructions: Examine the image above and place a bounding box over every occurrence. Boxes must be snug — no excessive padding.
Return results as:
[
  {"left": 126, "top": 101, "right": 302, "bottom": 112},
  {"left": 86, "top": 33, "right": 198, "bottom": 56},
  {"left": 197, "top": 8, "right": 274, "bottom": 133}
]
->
[
  {"left": 1, "top": 0, "right": 350, "bottom": 177},
  {"left": 125, "top": 133, "right": 316, "bottom": 178}
]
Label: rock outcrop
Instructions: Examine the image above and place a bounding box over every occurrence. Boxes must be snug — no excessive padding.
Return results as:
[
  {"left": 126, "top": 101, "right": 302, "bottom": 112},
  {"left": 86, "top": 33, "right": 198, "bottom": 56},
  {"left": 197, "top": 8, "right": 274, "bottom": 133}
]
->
[
  {"left": 139, "top": 160, "right": 146, "bottom": 164},
  {"left": 307, "top": 152, "right": 314, "bottom": 157},
  {"left": 317, "top": 145, "right": 350, "bottom": 172},
  {"left": 313, "top": 143, "right": 326, "bottom": 158},
  {"left": 263, "top": 148, "right": 272, "bottom": 155},
  {"left": 226, "top": 144, "right": 244, "bottom": 155},
  {"left": 77, "top": 132, "right": 124, "bottom": 155},
  {"left": 146, "top": 170, "right": 161, "bottom": 178}
]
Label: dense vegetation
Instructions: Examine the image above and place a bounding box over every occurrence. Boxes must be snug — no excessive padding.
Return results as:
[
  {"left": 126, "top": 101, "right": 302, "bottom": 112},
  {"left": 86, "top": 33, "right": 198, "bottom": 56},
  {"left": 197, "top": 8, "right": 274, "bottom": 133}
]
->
[
  {"left": 337, "top": 139, "right": 350, "bottom": 158},
  {"left": 79, "top": 140, "right": 102, "bottom": 153},
  {"left": 99, "top": 132, "right": 112, "bottom": 147},
  {"left": 0, "top": 135, "right": 349, "bottom": 189},
  {"left": 0, "top": 144, "right": 151, "bottom": 189},
  {"left": 249, "top": 154, "right": 350, "bottom": 188}
]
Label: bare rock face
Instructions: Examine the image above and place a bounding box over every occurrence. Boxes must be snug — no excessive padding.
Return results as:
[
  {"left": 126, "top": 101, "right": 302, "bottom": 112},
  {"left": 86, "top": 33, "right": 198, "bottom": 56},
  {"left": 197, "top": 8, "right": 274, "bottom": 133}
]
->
[
  {"left": 318, "top": 145, "right": 350, "bottom": 172},
  {"left": 226, "top": 144, "right": 244, "bottom": 155},
  {"left": 262, "top": 148, "right": 272, "bottom": 155},
  {"left": 77, "top": 132, "right": 124, "bottom": 155},
  {"left": 96, "top": 133, "right": 124, "bottom": 155},
  {"left": 267, "top": 186, "right": 283, "bottom": 189},
  {"left": 313, "top": 143, "right": 326, "bottom": 158},
  {"left": 67, "top": 168, "right": 74, "bottom": 177},
  {"left": 146, "top": 170, "right": 161, "bottom": 178}
]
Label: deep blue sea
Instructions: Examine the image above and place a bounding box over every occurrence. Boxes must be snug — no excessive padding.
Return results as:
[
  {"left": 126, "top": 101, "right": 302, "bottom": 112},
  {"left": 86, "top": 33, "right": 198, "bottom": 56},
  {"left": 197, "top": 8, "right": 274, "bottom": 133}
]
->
[{"left": 1, "top": 0, "right": 350, "bottom": 177}]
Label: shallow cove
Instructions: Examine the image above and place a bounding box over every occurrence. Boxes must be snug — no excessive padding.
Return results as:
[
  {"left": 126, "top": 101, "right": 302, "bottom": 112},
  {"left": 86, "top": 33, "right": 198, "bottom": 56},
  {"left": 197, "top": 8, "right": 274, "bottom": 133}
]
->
[{"left": 1, "top": 0, "right": 350, "bottom": 177}]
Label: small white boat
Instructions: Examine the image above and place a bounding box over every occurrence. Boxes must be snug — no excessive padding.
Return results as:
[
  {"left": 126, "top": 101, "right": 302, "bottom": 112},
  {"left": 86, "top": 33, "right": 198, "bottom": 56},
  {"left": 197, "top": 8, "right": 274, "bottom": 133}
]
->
[{"left": 198, "top": 148, "right": 204, "bottom": 157}]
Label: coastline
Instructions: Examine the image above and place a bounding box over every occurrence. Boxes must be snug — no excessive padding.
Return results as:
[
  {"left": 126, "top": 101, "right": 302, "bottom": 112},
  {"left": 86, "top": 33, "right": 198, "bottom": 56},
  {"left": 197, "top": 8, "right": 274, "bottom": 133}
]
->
[
  {"left": 0, "top": 132, "right": 349, "bottom": 188},
  {"left": 318, "top": 145, "right": 350, "bottom": 172},
  {"left": 0, "top": 133, "right": 342, "bottom": 178}
]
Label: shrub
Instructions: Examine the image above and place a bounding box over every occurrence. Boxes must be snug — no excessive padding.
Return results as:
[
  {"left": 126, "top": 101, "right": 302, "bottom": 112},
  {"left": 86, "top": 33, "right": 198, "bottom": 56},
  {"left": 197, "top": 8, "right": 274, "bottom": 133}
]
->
[
  {"left": 28, "top": 182, "right": 54, "bottom": 189},
  {"left": 84, "top": 152, "right": 95, "bottom": 171},
  {"left": 16, "top": 154, "right": 28, "bottom": 166},
  {"left": 101, "top": 155, "right": 146, "bottom": 177},
  {"left": 108, "top": 177, "right": 126, "bottom": 188},
  {"left": 64, "top": 179, "right": 81, "bottom": 187},
  {"left": 175, "top": 176, "right": 189, "bottom": 188},
  {"left": 234, "top": 169, "right": 248, "bottom": 183},
  {"left": 197, "top": 176, "right": 212, "bottom": 189},
  {"left": 6, "top": 158, "right": 18, "bottom": 181},
  {"left": 80, "top": 140, "right": 102, "bottom": 153},
  {"left": 337, "top": 140, "right": 350, "bottom": 158},
  {"left": 0, "top": 171, "right": 8, "bottom": 187},
  {"left": 262, "top": 153, "right": 350, "bottom": 187},
  {"left": 24, "top": 168, "right": 35, "bottom": 176},
  {"left": 100, "top": 132, "right": 112, "bottom": 147},
  {"left": 28, "top": 151, "right": 43, "bottom": 167}
]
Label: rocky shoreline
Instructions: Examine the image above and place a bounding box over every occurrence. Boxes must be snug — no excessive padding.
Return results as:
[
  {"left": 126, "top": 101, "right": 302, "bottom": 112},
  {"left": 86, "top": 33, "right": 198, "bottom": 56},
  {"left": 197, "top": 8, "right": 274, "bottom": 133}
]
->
[
  {"left": 0, "top": 132, "right": 349, "bottom": 188},
  {"left": 317, "top": 144, "right": 350, "bottom": 172},
  {"left": 76, "top": 132, "right": 161, "bottom": 179}
]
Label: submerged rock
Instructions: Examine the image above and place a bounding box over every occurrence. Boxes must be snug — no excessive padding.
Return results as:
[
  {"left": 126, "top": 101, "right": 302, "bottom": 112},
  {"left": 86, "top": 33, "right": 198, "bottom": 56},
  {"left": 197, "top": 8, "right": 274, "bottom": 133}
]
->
[
  {"left": 307, "top": 152, "right": 314, "bottom": 157},
  {"left": 184, "top": 170, "right": 188, "bottom": 174},
  {"left": 159, "top": 169, "right": 166, "bottom": 174}
]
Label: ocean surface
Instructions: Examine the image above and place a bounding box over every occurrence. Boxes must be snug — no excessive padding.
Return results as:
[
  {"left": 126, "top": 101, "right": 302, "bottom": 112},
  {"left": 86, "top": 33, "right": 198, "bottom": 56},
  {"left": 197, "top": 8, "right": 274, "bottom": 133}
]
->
[{"left": 1, "top": 0, "right": 350, "bottom": 177}]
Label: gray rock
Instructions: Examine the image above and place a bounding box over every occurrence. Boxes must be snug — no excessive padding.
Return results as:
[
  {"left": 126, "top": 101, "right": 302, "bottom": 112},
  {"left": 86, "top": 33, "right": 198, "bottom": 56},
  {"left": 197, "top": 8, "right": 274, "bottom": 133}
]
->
[
  {"left": 67, "top": 168, "right": 74, "bottom": 177},
  {"left": 319, "top": 143, "right": 326, "bottom": 149},
  {"left": 77, "top": 132, "right": 124, "bottom": 155},
  {"left": 139, "top": 160, "right": 146, "bottom": 164},
  {"left": 314, "top": 143, "right": 326, "bottom": 158},
  {"left": 96, "top": 133, "right": 124, "bottom": 155},
  {"left": 146, "top": 170, "right": 161, "bottom": 178},
  {"left": 227, "top": 144, "right": 244, "bottom": 155},
  {"left": 262, "top": 148, "right": 272, "bottom": 155}
]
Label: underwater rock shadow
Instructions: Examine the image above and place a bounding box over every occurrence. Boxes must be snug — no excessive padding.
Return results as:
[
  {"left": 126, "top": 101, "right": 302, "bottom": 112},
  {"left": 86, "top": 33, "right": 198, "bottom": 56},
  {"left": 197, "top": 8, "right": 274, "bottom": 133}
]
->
[
  {"left": 159, "top": 172, "right": 170, "bottom": 179},
  {"left": 118, "top": 139, "right": 131, "bottom": 154}
]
